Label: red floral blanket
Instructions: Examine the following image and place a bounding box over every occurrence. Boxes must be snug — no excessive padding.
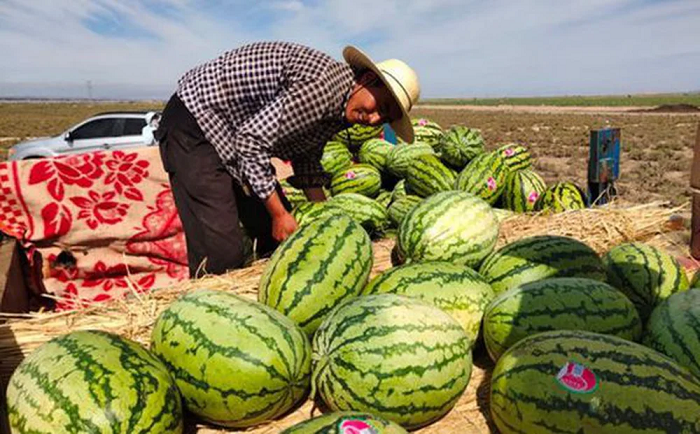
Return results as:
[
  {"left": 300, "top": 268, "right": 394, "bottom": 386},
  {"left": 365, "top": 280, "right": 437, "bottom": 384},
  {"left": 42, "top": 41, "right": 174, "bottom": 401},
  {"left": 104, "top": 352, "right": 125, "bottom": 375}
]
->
[{"left": 0, "top": 147, "right": 188, "bottom": 310}]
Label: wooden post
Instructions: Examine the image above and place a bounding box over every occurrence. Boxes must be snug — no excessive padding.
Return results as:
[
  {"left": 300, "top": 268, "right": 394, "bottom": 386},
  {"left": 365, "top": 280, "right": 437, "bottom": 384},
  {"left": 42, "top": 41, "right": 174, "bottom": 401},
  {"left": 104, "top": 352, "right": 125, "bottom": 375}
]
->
[{"left": 691, "top": 122, "right": 700, "bottom": 259}]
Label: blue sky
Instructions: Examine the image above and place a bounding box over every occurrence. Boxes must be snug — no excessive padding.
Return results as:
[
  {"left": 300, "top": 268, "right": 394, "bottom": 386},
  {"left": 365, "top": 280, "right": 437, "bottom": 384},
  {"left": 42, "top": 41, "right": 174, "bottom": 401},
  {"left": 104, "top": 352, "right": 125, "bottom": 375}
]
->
[{"left": 0, "top": 0, "right": 698, "bottom": 99}]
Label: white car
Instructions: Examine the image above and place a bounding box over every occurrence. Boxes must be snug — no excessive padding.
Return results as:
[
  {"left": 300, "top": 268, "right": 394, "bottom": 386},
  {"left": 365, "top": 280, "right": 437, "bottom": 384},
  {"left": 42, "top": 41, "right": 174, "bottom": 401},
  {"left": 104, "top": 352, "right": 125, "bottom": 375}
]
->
[{"left": 8, "top": 111, "right": 161, "bottom": 161}]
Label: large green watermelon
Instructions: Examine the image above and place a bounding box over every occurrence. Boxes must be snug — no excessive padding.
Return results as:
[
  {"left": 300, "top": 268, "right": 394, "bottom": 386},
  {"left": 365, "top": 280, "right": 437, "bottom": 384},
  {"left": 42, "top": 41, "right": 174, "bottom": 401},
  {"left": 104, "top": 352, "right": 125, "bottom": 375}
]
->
[
  {"left": 321, "top": 141, "right": 354, "bottom": 175},
  {"left": 312, "top": 294, "right": 472, "bottom": 429},
  {"left": 396, "top": 191, "right": 499, "bottom": 267},
  {"left": 483, "top": 277, "right": 642, "bottom": 361},
  {"left": 150, "top": 290, "right": 309, "bottom": 427},
  {"left": 535, "top": 181, "right": 587, "bottom": 213},
  {"left": 406, "top": 118, "right": 444, "bottom": 149},
  {"left": 404, "top": 154, "right": 456, "bottom": 198},
  {"left": 362, "top": 261, "right": 495, "bottom": 344},
  {"left": 358, "top": 138, "right": 393, "bottom": 171},
  {"left": 292, "top": 202, "right": 345, "bottom": 227},
  {"left": 603, "top": 242, "right": 690, "bottom": 322},
  {"left": 7, "top": 330, "right": 183, "bottom": 434},
  {"left": 391, "top": 179, "right": 409, "bottom": 202},
  {"left": 280, "top": 179, "right": 308, "bottom": 207},
  {"left": 645, "top": 289, "right": 700, "bottom": 378},
  {"left": 280, "top": 412, "right": 408, "bottom": 434},
  {"left": 496, "top": 143, "right": 532, "bottom": 172},
  {"left": 491, "top": 330, "right": 700, "bottom": 433},
  {"left": 327, "top": 193, "right": 390, "bottom": 235},
  {"left": 333, "top": 124, "right": 383, "bottom": 152},
  {"left": 385, "top": 143, "right": 436, "bottom": 178},
  {"left": 439, "top": 126, "right": 486, "bottom": 169},
  {"left": 478, "top": 235, "right": 606, "bottom": 294},
  {"left": 502, "top": 169, "right": 546, "bottom": 212},
  {"left": 387, "top": 194, "right": 422, "bottom": 226},
  {"left": 454, "top": 151, "right": 507, "bottom": 205},
  {"left": 259, "top": 214, "right": 373, "bottom": 335},
  {"left": 330, "top": 164, "right": 382, "bottom": 198}
]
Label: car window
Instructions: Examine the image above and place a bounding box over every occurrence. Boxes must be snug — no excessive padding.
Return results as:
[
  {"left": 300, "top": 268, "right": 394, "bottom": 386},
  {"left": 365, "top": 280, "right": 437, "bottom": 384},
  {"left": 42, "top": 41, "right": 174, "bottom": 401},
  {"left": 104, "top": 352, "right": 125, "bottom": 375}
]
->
[
  {"left": 123, "top": 118, "right": 147, "bottom": 136},
  {"left": 71, "top": 119, "right": 119, "bottom": 140}
]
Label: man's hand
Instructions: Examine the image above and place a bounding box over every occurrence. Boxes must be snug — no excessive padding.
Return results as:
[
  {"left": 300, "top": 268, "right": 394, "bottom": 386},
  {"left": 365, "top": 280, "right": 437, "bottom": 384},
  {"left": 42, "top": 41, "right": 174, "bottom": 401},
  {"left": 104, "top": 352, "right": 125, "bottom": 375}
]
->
[
  {"left": 271, "top": 211, "right": 298, "bottom": 242},
  {"left": 265, "top": 189, "right": 297, "bottom": 242}
]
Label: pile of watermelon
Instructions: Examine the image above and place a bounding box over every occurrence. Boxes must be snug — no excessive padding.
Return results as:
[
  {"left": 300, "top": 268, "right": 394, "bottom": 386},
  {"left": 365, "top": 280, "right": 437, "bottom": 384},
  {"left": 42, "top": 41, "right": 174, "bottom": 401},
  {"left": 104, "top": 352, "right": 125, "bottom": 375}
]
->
[{"left": 6, "top": 119, "right": 700, "bottom": 434}]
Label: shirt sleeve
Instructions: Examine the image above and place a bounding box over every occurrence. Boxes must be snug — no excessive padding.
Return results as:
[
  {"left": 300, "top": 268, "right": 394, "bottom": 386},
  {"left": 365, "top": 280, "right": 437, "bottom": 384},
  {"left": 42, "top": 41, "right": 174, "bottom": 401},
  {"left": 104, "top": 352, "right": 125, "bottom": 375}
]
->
[{"left": 233, "top": 74, "right": 337, "bottom": 200}]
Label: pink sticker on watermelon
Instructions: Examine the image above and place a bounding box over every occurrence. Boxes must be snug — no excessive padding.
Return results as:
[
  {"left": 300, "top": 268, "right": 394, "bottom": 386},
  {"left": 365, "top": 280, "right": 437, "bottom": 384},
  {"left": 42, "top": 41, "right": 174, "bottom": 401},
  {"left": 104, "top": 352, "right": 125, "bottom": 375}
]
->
[
  {"left": 339, "top": 419, "right": 379, "bottom": 434},
  {"left": 345, "top": 171, "right": 357, "bottom": 180},
  {"left": 528, "top": 191, "right": 540, "bottom": 203},
  {"left": 487, "top": 177, "right": 497, "bottom": 191},
  {"left": 417, "top": 118, "right": 428, "bottom": 126},
  {"left": 503, "top": 148, "right": 515, "bottom": 157},
  {"left": 556, "top": 361, "right": 598, "bottom": 394}
]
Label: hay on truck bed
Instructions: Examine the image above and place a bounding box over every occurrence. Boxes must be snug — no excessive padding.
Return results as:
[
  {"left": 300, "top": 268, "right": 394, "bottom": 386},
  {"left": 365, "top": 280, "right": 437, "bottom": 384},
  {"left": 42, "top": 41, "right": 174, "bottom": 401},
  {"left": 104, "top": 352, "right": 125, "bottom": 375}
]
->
[{"left": 0, "top": 202, "right": 688, "bottom": 434}]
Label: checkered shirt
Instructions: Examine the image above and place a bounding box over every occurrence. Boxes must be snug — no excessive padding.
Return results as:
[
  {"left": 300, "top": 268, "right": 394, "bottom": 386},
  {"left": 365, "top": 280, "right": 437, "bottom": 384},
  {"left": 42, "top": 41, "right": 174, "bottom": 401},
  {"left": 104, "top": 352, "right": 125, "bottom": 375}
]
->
[{"left": 177, "top": 41, "right": 355, "bottom": 199}]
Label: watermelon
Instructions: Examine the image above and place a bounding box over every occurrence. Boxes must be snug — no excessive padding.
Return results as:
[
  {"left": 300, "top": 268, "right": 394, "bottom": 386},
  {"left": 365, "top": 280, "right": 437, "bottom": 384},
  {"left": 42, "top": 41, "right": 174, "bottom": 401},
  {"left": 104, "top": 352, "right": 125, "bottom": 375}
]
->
[
  {"left": 312, "top": 294, "right": 472, "bottom": 429},
  {"left": 292, "top": 202, "right": 345, "bottom": 227},
  {"left": 603, "top": 242, "right": 690, "bottom": 322},
  {"left": 330, "top": 164, "right": 382, "bottom": 198},
  {"left": 387, "top": 195, "right": 422, "bottom": 226},
  {"left": 454, "top": 151, "right": 507, "bottom": 205},
  {"left": 326, "top": 193, "right": 389, "bottom": 235},
  {"left": 391, "top": 179, "right": 409, "bottom": 202},
  {"left": 375, "top": 190, "right": 393, "bottom": 208},
  {"left": 280, "top": 179, "right": 308, "bottom": 206},
  {"left": 362, "top": 261, "right": 495, "bottom": 343},
  {"left": 7, "top": 330, "right": 183, "bottom": 434},
  {"left": 502, "top": 169, "right": 546, "bottom": 212},
  {"left": 439, "top": 126, "right": 486, "bottom": 169},
  {"left": 536, "top": 181, "right": 587, "bottom": 212},
  {"left": 645, "top": 289, "right": 700, "bottom": 378},
  {"left": 496, "top": 143, "right": 532, "bottom": 172},
  {"left": 321, "top": 141, "right": 354, "bottom": 175},
  {"left": 479, "top": 235, "right": 606, "bottom": 294},
  {"left": 692, "top": 269, "right": 700, "bottom": 288},
  {"left": 280, "top": 411, "right": 408, "bottom": 434},
  {"left": 492, "top": 207, "right": 516, "bottom": 223},
  {"left": 333, "top": 124, "right": 383, "bottom": 152},
  {"left": 150, "top": 290, "right": 309, "bottom": 427},
  {"left": 396, "top": 191, "right": 499, "bottom": 267},
  {"left": 483, "top": 277, "right": 642, "bottom": 361},
  {"left": 358, "top": 138, "right": 393, "bottom": 171},
  {"left": 385, "top": 143, "right": 436, "bottom": 178},
  {"left": 259, "top": 214, "right": 372, "bottom": 335},
  {"left": 490, "top": 330, "right": 700, "bottom": 434},
  {"left": 404, "top": 154, "right": 456, "bottom": 198}
]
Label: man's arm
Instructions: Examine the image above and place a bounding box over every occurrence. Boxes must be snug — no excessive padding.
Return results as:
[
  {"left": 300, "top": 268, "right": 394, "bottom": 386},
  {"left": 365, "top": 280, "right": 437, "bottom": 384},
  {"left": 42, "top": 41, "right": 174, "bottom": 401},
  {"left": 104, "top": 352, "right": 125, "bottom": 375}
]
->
[
  {"left": 265, "top": 190, "right": 298, "bottom": 241},
  {"left": 303, "top": 187, "right": 326, "bottom": 202}
]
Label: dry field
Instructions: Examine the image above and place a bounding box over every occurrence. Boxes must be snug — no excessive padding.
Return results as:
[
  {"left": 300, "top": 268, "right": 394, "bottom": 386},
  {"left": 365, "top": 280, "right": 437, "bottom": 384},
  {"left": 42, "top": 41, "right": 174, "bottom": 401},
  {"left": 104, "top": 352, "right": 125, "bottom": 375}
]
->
[{"left": 0, "top": 102, "right": 698, "bottom": 205}]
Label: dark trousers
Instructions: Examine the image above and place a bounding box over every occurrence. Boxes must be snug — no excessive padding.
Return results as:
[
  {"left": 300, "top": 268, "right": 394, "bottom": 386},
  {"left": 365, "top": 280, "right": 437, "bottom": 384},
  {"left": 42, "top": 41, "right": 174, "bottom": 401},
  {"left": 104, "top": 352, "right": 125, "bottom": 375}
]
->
[{"left": 156, "top": 94, "right": 290, "bottom": 278}]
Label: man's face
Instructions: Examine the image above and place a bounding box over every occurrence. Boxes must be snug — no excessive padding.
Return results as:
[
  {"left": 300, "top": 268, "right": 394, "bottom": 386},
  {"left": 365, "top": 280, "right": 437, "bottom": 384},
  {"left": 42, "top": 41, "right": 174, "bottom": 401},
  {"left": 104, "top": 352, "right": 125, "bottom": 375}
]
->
[{"left": 345, "top": 72, "right": 402, "bottom": 127}]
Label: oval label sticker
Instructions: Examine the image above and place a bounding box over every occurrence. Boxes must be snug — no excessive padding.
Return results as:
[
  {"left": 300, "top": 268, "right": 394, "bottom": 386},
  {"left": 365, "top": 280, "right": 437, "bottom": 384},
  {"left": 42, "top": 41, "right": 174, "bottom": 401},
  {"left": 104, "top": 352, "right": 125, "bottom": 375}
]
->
[
  {"left": 556, "top": 361, "right": 598, "bottom": 394},
  {"left": 339, "top": 418, "right": 379, "bottom": 434},
  {"left": 487, "top": 177, "right": 497, "bottom": 191},
  {"left": 345, "top": 171, "right": 357, "bottom": 180},
  {"left": 503, "top": 148, "right": 515, "bottom": 157},
  {"left": 528, "top": 191, "right": 540, "bottom": 203}
]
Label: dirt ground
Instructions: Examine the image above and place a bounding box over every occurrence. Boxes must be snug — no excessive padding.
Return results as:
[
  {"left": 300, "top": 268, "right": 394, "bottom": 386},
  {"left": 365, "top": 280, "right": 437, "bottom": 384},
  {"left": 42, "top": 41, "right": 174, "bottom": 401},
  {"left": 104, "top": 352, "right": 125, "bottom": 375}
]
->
[{"left": 410, "top": 106, "right": 700, "bottom": 206}]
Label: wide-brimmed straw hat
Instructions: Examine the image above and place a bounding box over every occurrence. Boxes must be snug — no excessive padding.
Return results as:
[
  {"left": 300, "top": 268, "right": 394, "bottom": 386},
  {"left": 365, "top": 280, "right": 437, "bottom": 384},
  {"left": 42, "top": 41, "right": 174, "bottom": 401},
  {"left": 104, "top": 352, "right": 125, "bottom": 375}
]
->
[{"left": 343, "top": 46, "right": 420, "bottom": 143}]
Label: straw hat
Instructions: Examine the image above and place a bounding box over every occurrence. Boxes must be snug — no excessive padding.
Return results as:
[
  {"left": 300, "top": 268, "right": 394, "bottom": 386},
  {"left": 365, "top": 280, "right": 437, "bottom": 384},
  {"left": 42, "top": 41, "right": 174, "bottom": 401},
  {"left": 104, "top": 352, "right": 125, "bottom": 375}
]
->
[{"left": 343, "top": 46, "right": 420, "bottom": 143}]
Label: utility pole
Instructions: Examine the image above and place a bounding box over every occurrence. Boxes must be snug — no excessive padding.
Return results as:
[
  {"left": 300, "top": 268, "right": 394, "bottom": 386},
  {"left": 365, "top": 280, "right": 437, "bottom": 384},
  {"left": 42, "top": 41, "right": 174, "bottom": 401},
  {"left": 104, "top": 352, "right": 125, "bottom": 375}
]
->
[{"left": 86, "top": 80, "right": 93, "bottom": 100}]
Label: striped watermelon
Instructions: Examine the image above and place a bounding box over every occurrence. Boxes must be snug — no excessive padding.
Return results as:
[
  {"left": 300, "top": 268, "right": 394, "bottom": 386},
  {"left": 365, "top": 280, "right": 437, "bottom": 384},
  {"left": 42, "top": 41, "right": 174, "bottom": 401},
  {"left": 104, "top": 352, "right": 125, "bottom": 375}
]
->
[
  {"left": 490, "top": 330, "right": 700, "bottom": 434},
  {"left": 454, "top": 151, "right": 507, "bottom": 205},
  {"left": 150, "top": 290, "right": 309, "bottom": 427},
  {"left": 387, "top": 194, "right": 422, "bottom": 226},
  {"left": 492, "top": 207, "right": 516, "bottom": 223},
  {"left": 292, "top": 202, "right": 345, "bottom": 227},
  {"left": 483, "top": 277, "right": 642, "bottom": 361},
  {"left": 7, "top": 330, "right": 183, "bottom": 434},
  {"left": 603, "top": 242, "right": 690, "bottom": 322},
  {"left": 281, "top": 412, "right": 408, "bottom": 434},
  {"left": 333, "top": 124, "right": 383, "bottom": 152},
  {"left": 406, "top": 119, "right": 444, "bottom": 149},
  {"left": 536, "top": 181, "right": 587, "bottom": 212},
  {"left": 330, "top": 164, "right": 382, "bottom": 198},
  {"left": 502, "top": 169, "right": 547, "bottom": 212},
  {"left": 439, "top": 126, "right": 486, "bottom": 169},
  {"left": 358, "top": 138, "right": 393, "bottom": 171},
  {"left": 362, "top": 261, "right": 495, "bottom": 343},
  {"left": 396, "top": 191, "right": 499, "bottom": 267},
  {"left": 259, "top": 214, "right": 373, "bottom": 335},
  {"left": 327, "top": 193, "right": 390, "bottom": 235},
  {"left": 375, "top": 190, "right": 393, "bottom": 208},
  {"left": 391, "top": 179, "right": 409, "bottom": 202},
  {"left": 404, "top": 154, "right": 456, "bottom": 198},
  {"left": 280, "top": 179, "right": 308, "bottom": 206},
  {"left": 478, "top": 235, "right": 606, "bottom": 294},
  {"left": 321, "top": 141, "right": 354, "bottom": 175},
  {"left": 496, "top": 143, "right": 532, "bottom": 172},
  {"left": 312, "top": 294, "right": 472, "bottom": 429},
  {"left": 645, "top": 289, "right": 700, "bottom": 378},
  {"left": 386, "top": 143, "right": 435, "bottom": 178}
]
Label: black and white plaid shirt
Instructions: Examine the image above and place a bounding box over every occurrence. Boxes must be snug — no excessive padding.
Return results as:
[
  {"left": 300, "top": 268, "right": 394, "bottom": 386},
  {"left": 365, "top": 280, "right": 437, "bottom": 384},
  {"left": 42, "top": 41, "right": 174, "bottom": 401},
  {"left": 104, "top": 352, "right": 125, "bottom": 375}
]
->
[{"left": 176, "top": 41, "right": 355, "bottom": 199}]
